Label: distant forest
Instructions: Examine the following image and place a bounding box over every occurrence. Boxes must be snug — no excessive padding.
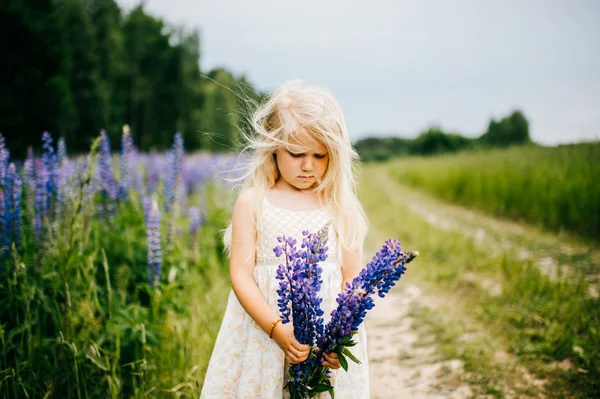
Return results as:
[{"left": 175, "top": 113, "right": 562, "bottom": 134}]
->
[
  {"left": 1, "top": 0, "right": 262, "bottom": 158},
  {"left": 354, "top": 110, "right": 532, "bottom": 161},
  {"left": 1, "top": 1, "right": 533, "bottom": 161}
]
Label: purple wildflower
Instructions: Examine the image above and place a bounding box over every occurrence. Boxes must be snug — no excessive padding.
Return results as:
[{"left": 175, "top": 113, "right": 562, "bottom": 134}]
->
[
  {"left": 3, "top": 164, "right": 22, "bottom": 251},
  {"left": 274, "top": 224, "right": 330, "bottom": 398},
  {"left": 0, "top": 134, "right": 9, "bottom": 186},
  {"left": 119, "top": 126, "right": 134, "bottom": 200},
  {"left": 57, "top": 137, "right": 67, "bottom": 165},
  {"left": 188, "top": 206, "right": 204, "bottom": 237},
  {"left": 146, "top": 199, "right": 162, "bottom": 287},
  {"left": 23, "top": 148, "right": 35, "bottom": 200},
  {"left": 318, "top": 239, "right": 417, "bottom": 361},
  {"left": 42, "top": 132, "right": 58, "bottom": 203},
  {"left": 34, "top": 156, "right": 48, "bottom": 242},
  {"left": 98, "top": 130, "right": 117, "bottom": 214},
  {"left": 163, "top": 133, "right": 184, "bottom": 214},
  {"left": 1, "top": 163, "right": 22, "bottom": 262}
]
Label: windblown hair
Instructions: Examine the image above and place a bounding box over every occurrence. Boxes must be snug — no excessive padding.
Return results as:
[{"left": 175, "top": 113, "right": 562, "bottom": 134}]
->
[{"left": 223, "top": 79, "right": 369, "bottom": 256}]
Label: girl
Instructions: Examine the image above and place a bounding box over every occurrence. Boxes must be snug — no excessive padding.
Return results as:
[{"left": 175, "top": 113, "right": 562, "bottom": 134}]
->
[{"left": 200, "top": 80, "right": 370, "bottom": 398}]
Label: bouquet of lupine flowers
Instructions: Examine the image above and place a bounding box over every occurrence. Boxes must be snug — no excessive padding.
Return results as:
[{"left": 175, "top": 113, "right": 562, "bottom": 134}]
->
[
  {"left": 275, "top": 227, "right": 417, "bottom": 399},
  {"left": 274, "top": 224, "right": 330, "bottom": 398}
]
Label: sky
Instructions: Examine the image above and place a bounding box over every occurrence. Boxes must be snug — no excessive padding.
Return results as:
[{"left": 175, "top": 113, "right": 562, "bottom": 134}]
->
[{"left": 118, "top": 0, "right": 600, "bottom": 145}]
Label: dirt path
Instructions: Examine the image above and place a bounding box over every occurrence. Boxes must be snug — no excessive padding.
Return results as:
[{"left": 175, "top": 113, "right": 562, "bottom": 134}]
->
[
  {"left": 366, "top": 284, "right": 472, "bottom": 399},
  {"left": 362, "top": 167, "right": 599, "bottom": 398},
  {"left": 377, "top": 171, "right": 599, "bottom": 298}
]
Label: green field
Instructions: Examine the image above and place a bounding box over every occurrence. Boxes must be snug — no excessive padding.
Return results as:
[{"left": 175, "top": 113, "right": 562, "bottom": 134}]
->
[
  {"left": 388, "top": 143, "right": 600, "bottom": 241},
  {"left": 3, "top": 134, "right": 598, "bottom": 398},
  {"left": 361, "top": 163, "right": 599, "bottom": 398}
]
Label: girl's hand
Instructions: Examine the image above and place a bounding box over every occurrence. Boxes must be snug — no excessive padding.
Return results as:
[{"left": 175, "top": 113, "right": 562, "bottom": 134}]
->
[
  {"left": 271, "top": 322, "right": 310, "bottom": 364},
  {"left": 322, "top": 352, "right": 341, "bottom": 369}
]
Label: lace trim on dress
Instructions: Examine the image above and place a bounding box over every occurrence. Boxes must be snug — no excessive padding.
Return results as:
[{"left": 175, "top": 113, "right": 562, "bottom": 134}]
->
[{"left": 255, "top": 254, "right": 340, "bottom": 267}]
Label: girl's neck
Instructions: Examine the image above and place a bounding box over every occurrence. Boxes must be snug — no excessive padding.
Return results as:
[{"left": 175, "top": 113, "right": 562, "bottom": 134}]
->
[{"left": 268, "top": 182, "right": 324, "bottom": 212}]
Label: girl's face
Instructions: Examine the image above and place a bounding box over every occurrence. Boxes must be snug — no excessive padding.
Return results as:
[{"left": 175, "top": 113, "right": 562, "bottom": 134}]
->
[{"left": 273, "top": 134, "right": 329, "bottom": 191}]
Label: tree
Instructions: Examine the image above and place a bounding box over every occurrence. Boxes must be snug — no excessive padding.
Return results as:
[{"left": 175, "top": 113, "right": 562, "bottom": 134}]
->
[
  {"left": 0, "top": 0, "right": 74, "bottom": 158},
  {"left": 57, "top": 0, "right": 106, "bottom": 150},
  {"left": 480, "top": 109, "right": 530, "bottom": 147}
]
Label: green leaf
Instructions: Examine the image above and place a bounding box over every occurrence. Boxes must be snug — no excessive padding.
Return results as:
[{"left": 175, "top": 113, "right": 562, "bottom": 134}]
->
[
  {"left": 340, "top": 347, "right": 361, "bottom": 365},
  {"left": 338, "top": 352, "right": 348, "bottom": 371},
  {"left": 313, "top": 383, "right": 334, "bottom": 393}
]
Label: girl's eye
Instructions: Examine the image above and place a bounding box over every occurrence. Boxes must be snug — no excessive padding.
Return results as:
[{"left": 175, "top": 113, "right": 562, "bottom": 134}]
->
[
  {"left": 289, "top": 152, "right": 303, "bottom": 158},
  {"left": 314, "top": 154, "right": 326, "bottom": 159}
]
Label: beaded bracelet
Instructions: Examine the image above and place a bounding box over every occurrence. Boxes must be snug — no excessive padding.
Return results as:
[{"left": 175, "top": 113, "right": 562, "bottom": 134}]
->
[{"left": 268, "top": 318, "right": 282, "bottom": 339}]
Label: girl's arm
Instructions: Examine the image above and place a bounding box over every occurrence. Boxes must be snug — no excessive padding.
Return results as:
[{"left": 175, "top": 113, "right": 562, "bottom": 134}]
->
[
  {"left": 229, "top": 190, "right": 309, "bottom": 364},
  {"left": 341, "top": 246, "right": 363, "bottom": 289}
]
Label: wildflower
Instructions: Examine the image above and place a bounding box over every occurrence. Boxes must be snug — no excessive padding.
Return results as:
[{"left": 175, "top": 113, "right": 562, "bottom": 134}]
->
[
  {"left": 163, "top": 133, "right": 184, "bottom": 214},
  {"left": 2, "top": 164, "right": 22, "bottom": 258},
  {"left": 314, "top": 239, "right": 416, "bottom": 389},
  {"left": 119, "top": 127, "right": 134, "bottom": 200},
  {"left": 274, "top": 224, "right": 329, "bottom": 398},
  {"left": 34, "top": 156, "right": 48, "bottom": 242},
  {"left": 188, "top": 206, "right": 203, "bottom": 236},
  {"left": 146, "top": 199, "right": 162, "bottom": 286},
  {"left": 0, "top": 134, "right": 9, "bottom": 186},
  {"left": 98, "top": 130, "right": 117, "bottom": 214},
  {"left": 42, "top": 132, "right": 59, "bottom": 205},
  {"left": 57, "top": 137, "right": 67, "bottom": 165},
  {"left": 275, "top": 232, "right": 418, "bottom": 398}
]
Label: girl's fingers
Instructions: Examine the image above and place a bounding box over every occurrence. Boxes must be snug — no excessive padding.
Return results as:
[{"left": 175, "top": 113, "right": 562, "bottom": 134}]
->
[
  {"left": 286, "top": 346, "right": 302, "bottom": 359},
  {"left": 290, "top": 340, "right": 310, "bottom": 352}
]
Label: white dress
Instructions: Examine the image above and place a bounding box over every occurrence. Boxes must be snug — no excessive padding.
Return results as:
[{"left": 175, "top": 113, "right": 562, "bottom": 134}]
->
[{"left": 200, "top": 196, "right": 370, "bottom": 398}]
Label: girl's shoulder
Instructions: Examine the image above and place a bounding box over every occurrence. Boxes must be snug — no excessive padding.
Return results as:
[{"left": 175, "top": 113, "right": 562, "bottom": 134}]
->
[{"left": 235, "top": 187, "right": 258, "bottom": 208}]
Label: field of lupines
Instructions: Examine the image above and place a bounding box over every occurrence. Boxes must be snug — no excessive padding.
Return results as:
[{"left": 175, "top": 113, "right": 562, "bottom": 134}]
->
[
  {"left": 0, "top": 130, "right": 239, "bottom": 397},
  {"left": 388, "top": 142, "right": 600, "bottom": 241}
]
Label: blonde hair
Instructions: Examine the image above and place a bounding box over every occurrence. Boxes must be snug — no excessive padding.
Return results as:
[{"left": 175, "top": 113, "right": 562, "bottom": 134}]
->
[{"left": 223, "top": 79, "right": 368, "bottom": 255}]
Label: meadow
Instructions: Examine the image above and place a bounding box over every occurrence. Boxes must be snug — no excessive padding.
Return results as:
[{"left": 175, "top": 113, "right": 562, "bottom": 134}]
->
[
  {"left": 387, "top": 142, "right": 600, "bottom": 241},
  {"left": 363, "top": 143, "right": 599, "bottom": 397},
  {"left": 2, "top": 134, "right": 598, "bottom": 398},
  {"left": 0, "top": 132, "right": 234, "bottom": 398}
]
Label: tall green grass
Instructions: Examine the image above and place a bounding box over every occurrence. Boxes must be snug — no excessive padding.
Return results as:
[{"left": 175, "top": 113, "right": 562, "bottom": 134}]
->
[
  {"left": 362, "top": 165, "right": 599, "bottom": 397},
  {"left": 0, "top": 182, "right": 231, "bottom": 398},
  {"left": 388, "top": 142, "right": 600, "bottom": 240}
]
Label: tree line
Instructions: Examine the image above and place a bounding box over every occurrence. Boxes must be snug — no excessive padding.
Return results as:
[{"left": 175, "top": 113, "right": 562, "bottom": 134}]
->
[
  {"left": 1, "top": 0, "right": 261, "bottom": 159},
  {"left": 354, "top": 110, "right": 532, "bottom": 162}
]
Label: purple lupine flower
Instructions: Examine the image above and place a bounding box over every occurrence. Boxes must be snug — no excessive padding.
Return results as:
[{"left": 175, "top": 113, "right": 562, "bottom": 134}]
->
[
  {"left": 42, "top": 132, "right": 58, "bottom": 202},
  {"left": 188, "top": 206, "right": 203, "bottom": 237},
  {"left": 98, "top": 130, "right": 117, "bottom": 214},
  {"left": 146, "top": 199, "right": 162, "bottom": 286},
  {"left": 119, "top": 126, "right": 134, "bottom": 200},
  {"left": 163, "top": 133, "right": 184, "bottom": 214},
  {"left": 0, "top": 190, "right": 5, "bottom": 261},
  {"left": 275, "top": 232, "right": 418, "bottom": 398},
  {"left": 34, "top": 155, "right": 49, "bottom": 242},
  {"left": 57, "top": 137, "right": 67, "bottom": 165},
  {"left": 318, "top": 239, "right": 417, "bottom": 361},
  {"left": 0, "top": 134, "right": 9, "bottom": 186},
  {"left": 57, "top": 158, "right": 78, "bottom": 214},
  {"left": 146, "top": 155, "right": 160, "bottom": 195},
  {"left": 142, "top": 197, "right": 152, "bottom": 223},
  {"left": 3, "top": 164, "right": 22, "bottom": 251},
  {"left": 23, "top": 147, "right": 35, "bottom": 198},
  {"left": 274, "top": 224, "right": 330, "bottom": 398}
]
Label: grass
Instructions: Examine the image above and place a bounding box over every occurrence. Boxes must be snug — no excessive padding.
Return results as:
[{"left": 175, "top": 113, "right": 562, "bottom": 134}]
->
[
  {"left": 387, "top": 142, "right": 600, "bottom": 241},
  {"left": 0, "top": 180, "right": 232, "bottom": 398},
  {"left": 360, "top": 163, "right": 599, "bottom": 398}
]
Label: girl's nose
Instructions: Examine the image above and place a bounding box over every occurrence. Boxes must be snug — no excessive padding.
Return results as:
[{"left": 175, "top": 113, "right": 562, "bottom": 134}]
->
[{"left": 302, "top": 157, "right": 313, "bottom": 171}]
